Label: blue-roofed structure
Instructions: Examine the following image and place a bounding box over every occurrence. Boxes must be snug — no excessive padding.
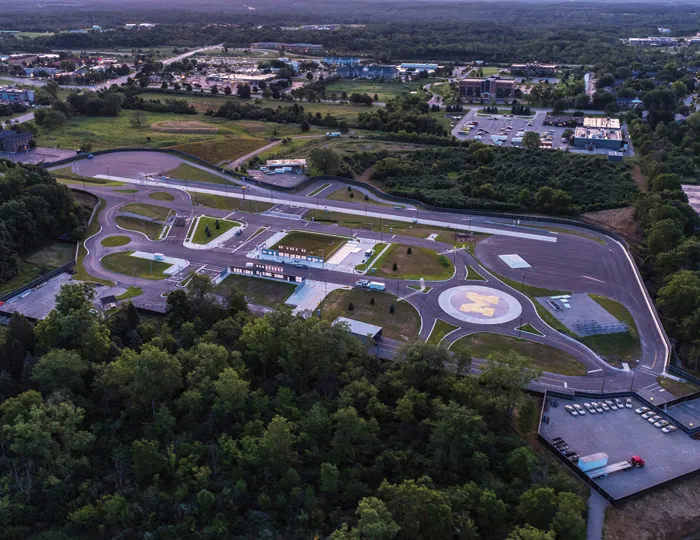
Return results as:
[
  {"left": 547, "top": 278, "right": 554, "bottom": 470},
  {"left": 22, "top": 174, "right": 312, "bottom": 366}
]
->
[{"left": 323, "top": 57, "right": 360, "bottom": 66}]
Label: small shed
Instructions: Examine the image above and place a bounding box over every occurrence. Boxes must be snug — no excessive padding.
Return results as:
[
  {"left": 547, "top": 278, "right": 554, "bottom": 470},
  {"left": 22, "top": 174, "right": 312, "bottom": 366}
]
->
[{"left": 334, "top": 316, "right": 383, "bottom": 344}]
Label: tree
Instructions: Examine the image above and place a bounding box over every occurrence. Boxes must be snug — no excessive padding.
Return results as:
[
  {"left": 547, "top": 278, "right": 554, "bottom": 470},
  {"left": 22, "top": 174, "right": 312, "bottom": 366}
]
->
[
  {"left": 480, "top": 350, "right": 541, "bottom": 416},
  {"left": 407, "top": 247, "right": 412, "bottom": 255},
  {"left": 224, "top": 85, "right": 232, "bottom": 95},
  {"left": 338, "top": 120, "right": 350, "bottom": 133},
  {"left": 389, "top": 304, "right": 395, "bottom": 314},
  {"left": 130, "top": 110, "right": 147, "bottom": 128},
  {"left": 213, "top": 367, "right": 249, "bottom": 416},
  {"left": 306, "top": 72, "right": 314, "bottom": 81},
  {"left": 30, "top": 349, "right": 89, "bottom": 395},
  {"left": 300, "top": 120, "right": 310, "bottom": 132},
  {"left": 392, "top": 262, "right": 398, "bottom": 271},
  {"left": 34, "top": 109, "right": 67, "bottom": 130},
  {"left": 517, "top": 488, "right": 558, "bottom": 530},
  {"left": 211, "top": 85, "right": 219, "bottom": 95},
  {"left": 508, "top": 525, "right": 555, "bottom": 540},
  {"left": 236, "top": 84, "right": 251, "bottom": 99},
  {"left": 310, "top": 147, "right": 344, "bottom": 175},
  {"left": 522, "top": 131, "right": 541, "bottom": 150},
  {"left": 647, "top": 218, "right": 684, "bottom": 256},
  {"left": 348, "top": 302, "right": 354, "bottom": 311}
]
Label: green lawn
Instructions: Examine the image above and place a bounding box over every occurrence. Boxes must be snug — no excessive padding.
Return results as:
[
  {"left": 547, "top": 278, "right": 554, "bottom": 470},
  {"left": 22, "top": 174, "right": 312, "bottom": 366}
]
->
[
  {"left": 451, "top": 333, "right": 587, "bottom": 376},
  {"left": 114, "top": 189, "right": 138, "bottom": 194},
  {"left": 579, "top": 294, "right": 641, "bottom": 366},
  {"left": 216, "top": 273, "right": 296, "bottom": 308},
  {"left": 101, "top": 251, "right": 172, "bottom": 280},
  {"left": 355, "top": 243, "right": 387, "bottom": 272},
  {"left": 191, "top": 217, "right": 239, "bottom": 244},
  {"left": 193, "top": 192, "right": 274, "bottom": 213},
  {"left": 116, "top": 286, "right": 144, "bottom": 301},
  {"left": 427, "top": 319, "right": 459, "bottom": 346},
  {"left": 121, "top": 203, "right": 171, "bottom": 221},
  {"left": 116, "top": 216, "right": 162, "bottom": 241},
  {"left": 326, "top": 187, "right": 391, "bottom": 207},
  {"left": 516, "top": 323, "right": 544, "bottom": 337},
  {"left": 308, "top": 183, "right": 331, "bottom": 197},
  {"left": 656, "top": 376, "right": 700, "bottom": 398},
  {"left": 370, "top": 244, "right": 454, "bottom": 280},
  {"left": 149, "top": 192, "right": 176, "bottom": 202},
  {"left": 320, "top": 288, "right": 420, "bottom": 341},
  {"left": 324, "top": 80, "right": 428, "bottom": 102},
  {"left": 466, "top": 265, "right": 486, "bottom": 281},
  {"left": 165, "top": 163, "right": 236, "bottom": 186},
  {"left": 270, "top": 231, "right": 349, "bottom": 258},
  {"left": 52, "top": 166, "right": 126, "bottom": 186},
  {"left": 101, "top": 236, "right": 131, "bottom": 247},
  {"left": 0, "top": 242, "right": 77, "bottom": 295}
]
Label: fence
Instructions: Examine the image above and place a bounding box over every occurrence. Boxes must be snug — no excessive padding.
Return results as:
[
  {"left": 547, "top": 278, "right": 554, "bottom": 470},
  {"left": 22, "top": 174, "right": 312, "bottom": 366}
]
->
[{"left": 0, "top": 261, "right": 75, "bottom": 308}]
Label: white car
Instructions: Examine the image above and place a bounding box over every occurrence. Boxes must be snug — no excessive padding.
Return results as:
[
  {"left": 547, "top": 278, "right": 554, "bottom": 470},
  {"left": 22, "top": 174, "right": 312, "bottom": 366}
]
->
[
  {"left": 600, "top": 402, "right": 610, "bottom": 412},
  {"left": 641, "top": 411, "right": 655, "bottom": 419},
  {"left": 565, "top": 405, "right": 578, "bottom": 416},
  {"left": 625, "top": 398, "right": 633, "bottom": 408},
  {"left": 584, "top": 402, "right": 596, "bottom": 414},
  {"left": 648, "top": 415, "right": 661, "bottom": 423},
  {"left": 662, "top": 425, "right": 677, "bottom": 433},
  {"left": 635, "top": 406, "right": 649, "bottom": 414},
  {"left": 655, "top": 419, "right": 669, "bottom": 428},
  {"left": 606, "top": 400, "right": 618, "bottom": 411},
  {"left": 592, "top": 402, "right": 604, "bottom": 413},
  {"left": 574, "top": 404, "right": 586, "bottom": 415}
]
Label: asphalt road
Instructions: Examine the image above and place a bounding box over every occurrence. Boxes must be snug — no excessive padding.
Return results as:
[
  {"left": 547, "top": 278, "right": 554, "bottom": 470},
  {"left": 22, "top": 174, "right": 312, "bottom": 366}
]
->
[{"left": 59, "top": 152, "right": 672, "bottom": 402}]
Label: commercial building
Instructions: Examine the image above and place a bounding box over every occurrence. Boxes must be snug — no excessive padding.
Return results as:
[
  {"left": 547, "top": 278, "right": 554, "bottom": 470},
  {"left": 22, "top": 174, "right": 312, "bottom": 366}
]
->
[
  {"left": 0, "top": 130, "right": 33, "bottom": 153},
  {"left": 333, "top": 317, "right": 383, "bottom": 344},
  {"left": 399, "top": 63, "right": 439, "bottom": 74},
  {"left": 337, "top": 64, "right": 399, "bottom": 79},
  {"left": 0, "top": 87, "right": 35, "bottom": 103},
  {"left": 323, "top": 57, "right": 360, "bottom": 66},
  {"left": 628, "top": 37, "right": 678, "bottom": 46},
  {"left": 265, "top": 159, "right": 307, "bottom": 173},
  {"left": 8, "top": 54, "right": 39, "bottom": 66},
  {"left": 510, "top": 62, "right": 557, "bottom": 77},
  {"left": 459, "top": 76, "right": 515, "bottom": 98},
  {"left": 573, "top": 117, "right": 623, "bottom": 150}
]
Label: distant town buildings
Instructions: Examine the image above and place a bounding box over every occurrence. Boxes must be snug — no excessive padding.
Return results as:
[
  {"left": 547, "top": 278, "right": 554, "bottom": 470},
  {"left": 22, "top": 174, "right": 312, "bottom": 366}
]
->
[
  {"left": 250, "top": 42, "right": 324, "bottom": 54},
  {"left": 459, "top": 76, "right": 515, "bottom": 98},
  {"left": 336, "top": 64, "right": 399, "bottom": 79},
  {"left": 658, "top": 28, "right": 671, "bottom": 34},
  {"left": 323, "top": 57, "right": 361, "bottom": 66},
  {"left": 0, "top": 86, "right": 35, "bottom": 104},
  {"left": 125, "top": 23, "right": 155, "bottom": 30},
  {"left": 398, "top": 63, "right": 439, "bottom": 74}
]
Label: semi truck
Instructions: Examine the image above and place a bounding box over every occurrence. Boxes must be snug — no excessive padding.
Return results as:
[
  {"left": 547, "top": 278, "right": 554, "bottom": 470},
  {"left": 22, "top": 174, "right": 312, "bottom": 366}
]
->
[
  {"left": 578, "top": 452, "right": 644, "bottom": 479},
  {"left": 355, "top": 280, "right": 386, "bottom": 291}
]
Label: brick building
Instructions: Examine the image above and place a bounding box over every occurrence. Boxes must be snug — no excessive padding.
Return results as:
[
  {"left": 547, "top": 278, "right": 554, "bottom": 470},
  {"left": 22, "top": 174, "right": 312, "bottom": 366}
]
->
[{"left": 459, "top": 76, "right": 515, "bottom": 98}]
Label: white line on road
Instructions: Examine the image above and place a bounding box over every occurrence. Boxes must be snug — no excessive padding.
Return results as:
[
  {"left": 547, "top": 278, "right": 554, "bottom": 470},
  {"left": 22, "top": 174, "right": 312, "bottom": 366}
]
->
[
  {"left": 582, "top": 275, "right": 604, "bottom": 283},
  {"left": 587, "top": 368, "right": 602, "bottom": 373}
]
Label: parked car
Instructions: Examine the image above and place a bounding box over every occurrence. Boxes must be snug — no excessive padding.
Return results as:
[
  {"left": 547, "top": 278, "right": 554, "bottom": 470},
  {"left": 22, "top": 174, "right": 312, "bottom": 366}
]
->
[
  {"left": 647, "top": 415, "right": 661, "bottom": 423},
  {"left": 562, "top": 449, "right": 577, "bottom": 457},
  {"left": 584, "top": 402, "right": 596, "bottom": 413},
  {"left": 574, "top": 404, "right": 586, "bottom": 415},
  {"left": 625, "top": 398, "right": 633, "bottom": 408},
  {"left": 655, "top": 419, "right": 669, "bottom": 428},
  {"left": 565, "top": 405, "right": 578, "bottom": 416},
  {"left": 662, "top": 425, "right": 677, "bottom": 433},
  {"left": 592, "top": 402, "right": 604, "bottom": 413},
  {"left": 641, "top": 411, "right": 655, "bottom": 419},
  {"left": 615, "top": 398, "right": 625, "bottom": 409},
  {"left": 568, "top": 454, "right": 580, "bottom": 463},
  {"left": 635, "top": 406, "right": 649, "bottom": 414},
  {"left": 600, "top": 402, "right": 610, "bottom": 412}
]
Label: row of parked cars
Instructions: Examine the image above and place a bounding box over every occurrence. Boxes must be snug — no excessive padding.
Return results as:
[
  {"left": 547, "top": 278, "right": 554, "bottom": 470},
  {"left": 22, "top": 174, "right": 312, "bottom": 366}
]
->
[
  {"left": 551, "top": 437, "right": 580, "bottom": 463},
  {"left": 635, "top": 406, "right": 677, "bottom": 433},
  {"left": 565, "top": 398, "right": 632, "bottom": 416}
]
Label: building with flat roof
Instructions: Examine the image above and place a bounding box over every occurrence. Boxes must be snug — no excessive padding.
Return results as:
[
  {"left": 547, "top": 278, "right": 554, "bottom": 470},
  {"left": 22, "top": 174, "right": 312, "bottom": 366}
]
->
[
  {"left": 334, "top": 317, "right": 383, "bottom": 344},
  {"left": 583, "top": 117, "right": 620, "bottom": 129},
  {"left": 8, "top": 54, "right": 39, "bottom": 66},
  {"left": 510, "top": 62, "right": 557, "bottom": 77},
  {"left": 399, "top": 63, "right": 439, "bottom": 74},
  {"left": 0, "top": 130, "right": 33, "bottom": 153},
  {"left": 337, "top": 64, "right": 399, "bottom": 79},
  {"left": 573, "top": 126, "right": 623, "bottom": 150},
  {"left": 250, "top": 42, "right": 324, "bottom": 54},
  {"left": 459, "top": 76, "right": 515, "bottom": 98},
  {"left": 0, "top": 87, "right": 35, "bottom": 103},
  {"left": 323, "top": 57, "right": 360, "bottom": 66},
  {"left": 265, "top": 159, "right": 307, "bottom": 173}
]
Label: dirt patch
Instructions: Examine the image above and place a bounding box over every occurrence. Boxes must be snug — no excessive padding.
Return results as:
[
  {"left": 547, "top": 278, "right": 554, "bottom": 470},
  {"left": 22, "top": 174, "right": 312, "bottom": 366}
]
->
[
  {"left": 604, "top": 474, "right": 700, "bottom": 540},
  {"left": 172, "top": 138, "right": 267, "bottom": 163},
  {"left": 151, "top": 121, "right": 219, "bottom": 134},
  {"left": 582, "top": 207, "right": 644, "bottom": 245},
  {"left": 632, "top": 164, "right": 647, "bottom": 193}
]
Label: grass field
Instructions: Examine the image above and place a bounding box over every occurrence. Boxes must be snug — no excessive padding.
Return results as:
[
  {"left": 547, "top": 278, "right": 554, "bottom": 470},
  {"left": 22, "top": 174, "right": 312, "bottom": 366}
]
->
[
  {"left": 36, "top": 111, "right": 268, "bottom": 163},
  {"left": 427, "top": 319, "right": 459, "bottom": 346},
  {"left": 121, "top": 203, "right": 171, "bottom": 221},
  {"left": 271, "top": 231, "right": 348, "bottom": 258},
  {"left": 326, "top": 187, "right": 391, "bottom": 207},
  {"left": 355, "top": 243, "right": 387, "bottom": 272},
  {"left": 191, "top": 217, "right": 239, "bottom": 244},
  {"left": 516, "top": 323, "right": 544, "bottom": 337},
  {"left": 52, "top": 166, "right": 126, "bottom": 187},
  {"left": 580, "top": 294, "right": 641, "bottom": 366},
  {"left": 217, "top": 274, "right": 296, "bottom": 308},
  {"left": 116, "top": 216, "right": 162, "bottom": 240},
  {"left": 101, "top": 251, "right": 172, "bottom": 280},
  {"left": 466, "top": 265, "right": 486, "bottom": 281},
  {"left": 0, "top": 242, "right": 76, "bottom": 296},
  {"left": 116, "top": 286, "right": 143, "bottom": 301},
  {"left": 165, "top": 163, "right": 236, "bottom": 185},
  {"left": 149, "top": 192, "right": 175, "bottom": 201},
  {"left": 370, "top": 244, "right": 454, "bottom": 280},
  {"left": 320, "top": 288, "right": 420, "bottom": 341},
  {"left": 101, "top": 236, "right": 131, "bottom": 247},
  {"left": 324, "top": 80, "right": 428, "bottom": 102},
  {"left": 193, "top": 192, "right": 274, "bottom": 213},
  {"left": 451, "top": 333, "right": 587, "bottom": 376},
  {"left": 656, "top": 376, "right": 699, "bottom": 398},
  {"left": 308, "top": 183, "right": 331, "bottom": 197}
]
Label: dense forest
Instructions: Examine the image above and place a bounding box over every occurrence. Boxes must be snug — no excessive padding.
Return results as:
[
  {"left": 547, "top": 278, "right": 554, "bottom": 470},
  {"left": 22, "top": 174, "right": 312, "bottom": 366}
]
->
[
  {"left": 0, "top": 161, "right": 88, "bottom": 283},
  {"left": 0, "top": 278, "right": 588, "bottom": 539},
  {"left": 346, "top": 146, "right": 637, "bottom": 214}
]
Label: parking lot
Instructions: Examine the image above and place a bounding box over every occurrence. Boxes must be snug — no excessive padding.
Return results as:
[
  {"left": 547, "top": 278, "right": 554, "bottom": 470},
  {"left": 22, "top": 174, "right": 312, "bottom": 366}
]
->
[
  {"left": 540, "top": 395, "right": 700, "bottom": 500},
  {"left": 454, "top": 110, "right": 572, "bottom": 150}
]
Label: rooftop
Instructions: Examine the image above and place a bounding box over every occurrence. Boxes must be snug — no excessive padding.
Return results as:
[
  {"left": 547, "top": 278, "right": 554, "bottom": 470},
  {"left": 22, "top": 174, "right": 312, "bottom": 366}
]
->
[
  {"left": 583, "top": 117, "right": 621, "bottom": 129},
  {"left": 266, "top": 159, "right": 307, "bottom": 167},
  {"left": 334, "top": 317, "right": 383, "bottom": 338},
  {"left": 574, "top": 127, "right": 622, "bottom": 141}
]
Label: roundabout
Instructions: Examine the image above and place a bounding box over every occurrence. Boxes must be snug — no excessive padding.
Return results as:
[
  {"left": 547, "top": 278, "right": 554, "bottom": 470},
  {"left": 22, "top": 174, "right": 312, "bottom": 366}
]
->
[{"left": 438, "top": 285, "right": 522, "bottom": 325}]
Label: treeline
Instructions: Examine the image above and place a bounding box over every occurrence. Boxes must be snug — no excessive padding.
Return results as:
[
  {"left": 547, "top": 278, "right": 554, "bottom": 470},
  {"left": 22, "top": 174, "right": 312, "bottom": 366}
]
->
[
  {"left": 0, "top": 275, "right": 587, "bottom": 539},
  {"left": 362, "top": 146, "right": 636, "bottom": 215},
  {"left": 0, "top": 161, "right": 88, "bottom": 283},
  {"left": 628, "top": 113, "right": 700, "bottom": 367},
  {"left": 357, "top": 94, "right": 447, "bottom": 136}
]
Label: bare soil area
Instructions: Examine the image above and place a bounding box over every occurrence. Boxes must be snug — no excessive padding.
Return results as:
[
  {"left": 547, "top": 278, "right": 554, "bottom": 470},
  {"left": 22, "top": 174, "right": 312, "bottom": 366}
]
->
[{"left": 582, "top": 206, "right": 644, "bottom": 245}]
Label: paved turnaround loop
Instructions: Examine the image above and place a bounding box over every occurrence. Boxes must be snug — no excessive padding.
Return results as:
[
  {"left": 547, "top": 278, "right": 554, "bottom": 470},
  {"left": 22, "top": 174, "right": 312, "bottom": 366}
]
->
[{"left": 438, "top": 285, "right": 522, "bottom": 325}]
